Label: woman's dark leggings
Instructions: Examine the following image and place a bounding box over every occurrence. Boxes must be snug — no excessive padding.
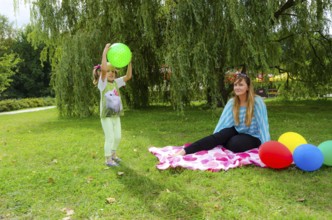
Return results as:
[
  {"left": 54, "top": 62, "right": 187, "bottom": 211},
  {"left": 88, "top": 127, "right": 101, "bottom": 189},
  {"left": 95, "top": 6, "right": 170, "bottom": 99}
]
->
[{"left": 184, "top": 127, "right": 261, "bottom": 154}]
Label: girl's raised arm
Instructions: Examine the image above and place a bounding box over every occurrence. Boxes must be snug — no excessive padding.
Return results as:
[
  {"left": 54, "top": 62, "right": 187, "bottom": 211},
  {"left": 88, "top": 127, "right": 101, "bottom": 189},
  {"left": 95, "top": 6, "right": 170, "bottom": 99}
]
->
[
  {"left": 123, "top": 62, "right": 132, "bottom": 82},
  {"left": 101, "top": 43, "right": 111, "bottom": 81}
]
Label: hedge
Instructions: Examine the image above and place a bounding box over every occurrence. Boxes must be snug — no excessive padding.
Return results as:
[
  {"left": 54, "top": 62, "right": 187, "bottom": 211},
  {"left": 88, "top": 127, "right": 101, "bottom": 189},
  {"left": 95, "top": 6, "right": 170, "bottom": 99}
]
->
[{"left": 0, "top": 97, "right": 55, "bottom": 112}]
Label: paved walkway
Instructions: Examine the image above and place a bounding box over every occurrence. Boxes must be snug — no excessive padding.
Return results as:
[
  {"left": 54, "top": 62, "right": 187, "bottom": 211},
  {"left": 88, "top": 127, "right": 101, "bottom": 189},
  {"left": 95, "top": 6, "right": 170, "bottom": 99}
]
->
[{"left": 0, "top": 106, "right": 56, "bottom": 116}]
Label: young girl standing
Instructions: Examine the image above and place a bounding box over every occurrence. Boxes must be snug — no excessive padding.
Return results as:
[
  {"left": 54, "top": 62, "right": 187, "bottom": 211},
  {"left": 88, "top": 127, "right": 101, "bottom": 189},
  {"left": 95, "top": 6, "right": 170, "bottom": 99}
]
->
[{"left": 93, "top": 43, "right": 132, "bottom": 166}]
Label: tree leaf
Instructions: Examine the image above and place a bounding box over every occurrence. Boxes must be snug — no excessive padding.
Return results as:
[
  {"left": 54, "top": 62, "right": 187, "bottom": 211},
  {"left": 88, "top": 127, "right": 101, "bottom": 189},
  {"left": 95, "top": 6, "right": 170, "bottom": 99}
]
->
[
  {"left": 61, "top": 207, "right": 75, "bottom": 216},
  {"left": 106, "top": 197, "right": 116, "bottom": 204}
]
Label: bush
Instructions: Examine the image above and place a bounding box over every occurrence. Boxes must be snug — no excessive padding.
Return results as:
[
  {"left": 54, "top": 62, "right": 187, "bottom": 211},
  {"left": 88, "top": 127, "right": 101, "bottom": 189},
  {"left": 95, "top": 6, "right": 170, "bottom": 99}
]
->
[{"left": 0, "top": 97, "right": 55, "bottom": 112}]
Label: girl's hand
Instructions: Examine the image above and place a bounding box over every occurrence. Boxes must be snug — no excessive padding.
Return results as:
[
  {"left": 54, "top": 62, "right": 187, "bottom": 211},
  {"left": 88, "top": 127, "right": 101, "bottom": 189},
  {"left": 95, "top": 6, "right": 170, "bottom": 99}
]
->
[{"left": 104, "top": 43, "right": 111, "bottom": 52}]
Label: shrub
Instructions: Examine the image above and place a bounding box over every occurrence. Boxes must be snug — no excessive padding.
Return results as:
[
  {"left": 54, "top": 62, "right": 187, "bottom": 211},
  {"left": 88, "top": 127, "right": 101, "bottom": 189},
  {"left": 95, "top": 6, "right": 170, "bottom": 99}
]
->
[{"left": 0, "top": 97, "right": 55, "bottom": 112}]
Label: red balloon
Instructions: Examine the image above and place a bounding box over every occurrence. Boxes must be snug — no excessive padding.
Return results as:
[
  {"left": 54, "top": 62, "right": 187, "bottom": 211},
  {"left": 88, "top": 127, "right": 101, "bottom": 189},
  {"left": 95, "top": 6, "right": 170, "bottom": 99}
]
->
[{"left": 259, "top": 141, "right": 293, "bottom": 169}]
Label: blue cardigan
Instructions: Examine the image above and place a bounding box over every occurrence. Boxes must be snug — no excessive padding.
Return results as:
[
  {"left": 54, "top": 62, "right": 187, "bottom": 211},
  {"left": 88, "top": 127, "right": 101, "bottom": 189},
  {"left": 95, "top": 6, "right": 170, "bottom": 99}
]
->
[{"left": 213, "top": 96, "right": 270, "bottom": 144}]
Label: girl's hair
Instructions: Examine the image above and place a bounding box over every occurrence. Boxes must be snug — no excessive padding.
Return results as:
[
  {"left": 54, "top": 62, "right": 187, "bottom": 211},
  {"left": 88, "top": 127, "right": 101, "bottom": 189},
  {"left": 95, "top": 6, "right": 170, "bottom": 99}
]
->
[
  {"left": 232, "top": 72, "right": 255, "bottom": 127},
  {"left": 107, "top": 62, "right": 119, "bottom": 77},
  {"left": 93, "top": 64, "right": 101, "bottom": 85}
]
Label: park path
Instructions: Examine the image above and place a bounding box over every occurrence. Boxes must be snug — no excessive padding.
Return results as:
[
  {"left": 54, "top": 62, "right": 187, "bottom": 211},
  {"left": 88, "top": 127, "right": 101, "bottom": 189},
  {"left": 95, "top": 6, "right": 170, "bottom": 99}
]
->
[{"left": 0, "top": 106, "right": 56, "bottom": 116}]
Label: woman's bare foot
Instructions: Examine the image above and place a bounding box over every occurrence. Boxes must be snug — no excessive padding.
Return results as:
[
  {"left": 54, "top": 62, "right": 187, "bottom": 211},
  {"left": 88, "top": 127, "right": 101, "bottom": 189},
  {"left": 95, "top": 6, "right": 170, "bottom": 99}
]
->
[{"left": 172, "top": 149, "right": 186, "bottom": 157}]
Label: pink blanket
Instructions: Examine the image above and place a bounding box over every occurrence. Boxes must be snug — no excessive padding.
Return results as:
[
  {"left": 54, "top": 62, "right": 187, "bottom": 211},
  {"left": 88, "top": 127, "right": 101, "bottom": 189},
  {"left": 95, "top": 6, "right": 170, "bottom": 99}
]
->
[{"left": 149, "top": 145, "right": 266, "bottom": 172}]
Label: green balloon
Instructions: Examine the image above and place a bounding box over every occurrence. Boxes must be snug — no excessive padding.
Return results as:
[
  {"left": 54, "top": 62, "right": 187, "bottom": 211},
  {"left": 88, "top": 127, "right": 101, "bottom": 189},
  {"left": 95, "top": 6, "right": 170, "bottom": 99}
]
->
[
  {"left": 318, "top": 140, "right": 332, "bottom": 166},
  {"left": 106, "top": 43, "right": 132, "bottom": 68}
]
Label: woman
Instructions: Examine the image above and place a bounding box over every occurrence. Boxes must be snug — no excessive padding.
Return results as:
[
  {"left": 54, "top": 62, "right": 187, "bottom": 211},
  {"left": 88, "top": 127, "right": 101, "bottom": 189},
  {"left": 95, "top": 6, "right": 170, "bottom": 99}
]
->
[{"left": 174, "top": 71, "right": 270, "bottom": 156}]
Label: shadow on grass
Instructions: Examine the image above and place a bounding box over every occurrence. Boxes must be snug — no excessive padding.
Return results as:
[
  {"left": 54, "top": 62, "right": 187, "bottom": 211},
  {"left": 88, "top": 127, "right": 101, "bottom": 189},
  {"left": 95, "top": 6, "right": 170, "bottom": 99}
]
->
[{"left": 114, "top": 163, "right": 203, "bottom": 219}]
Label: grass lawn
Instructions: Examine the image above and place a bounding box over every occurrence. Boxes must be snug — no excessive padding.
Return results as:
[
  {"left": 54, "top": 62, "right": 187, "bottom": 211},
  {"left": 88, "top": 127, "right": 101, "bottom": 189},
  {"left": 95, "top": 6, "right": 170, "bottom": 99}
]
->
[{"left": 1, "top": 99, "right": 331, "bottom": 219}]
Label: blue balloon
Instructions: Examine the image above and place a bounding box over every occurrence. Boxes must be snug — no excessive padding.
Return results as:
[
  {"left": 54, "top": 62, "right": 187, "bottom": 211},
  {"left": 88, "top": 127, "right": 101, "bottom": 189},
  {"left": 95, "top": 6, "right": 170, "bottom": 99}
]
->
[{"left": 293, "top": 144, "right": 324, "bottom": 172}]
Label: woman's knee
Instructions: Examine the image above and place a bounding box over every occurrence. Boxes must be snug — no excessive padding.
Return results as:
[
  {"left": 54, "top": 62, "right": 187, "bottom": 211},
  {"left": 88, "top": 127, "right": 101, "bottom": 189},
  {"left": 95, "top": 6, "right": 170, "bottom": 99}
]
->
[
  {"left": 225, "top": 138, "right": 244, "bottom": 152},
  {"left": 225, "top": 135, "right": 260, "bottom": 153}
]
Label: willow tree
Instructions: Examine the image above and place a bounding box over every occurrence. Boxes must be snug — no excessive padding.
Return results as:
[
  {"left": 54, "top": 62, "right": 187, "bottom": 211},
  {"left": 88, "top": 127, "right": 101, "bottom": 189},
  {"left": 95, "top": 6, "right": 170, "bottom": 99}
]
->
[
  {"left": 14, "top": 0, "right": 332, "bottom": 116},
  {"left": 164, "top": 0, "right": 332, "bottom": 108},
  {"left": 16, "top": 0, "right": 163, "bottom": 117},
  {"left": 274, "top": 0, "right": 332, "bottom": 97}
]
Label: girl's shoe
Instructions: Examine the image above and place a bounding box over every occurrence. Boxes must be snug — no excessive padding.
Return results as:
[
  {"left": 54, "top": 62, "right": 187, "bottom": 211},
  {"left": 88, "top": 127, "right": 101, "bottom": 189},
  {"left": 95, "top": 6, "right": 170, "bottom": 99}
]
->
[
  {"left": 112, "top": 156, "right": 122, "bottom": 163},
  {"left": 105, "top": 160, "right": 119, "bottom": 167}
]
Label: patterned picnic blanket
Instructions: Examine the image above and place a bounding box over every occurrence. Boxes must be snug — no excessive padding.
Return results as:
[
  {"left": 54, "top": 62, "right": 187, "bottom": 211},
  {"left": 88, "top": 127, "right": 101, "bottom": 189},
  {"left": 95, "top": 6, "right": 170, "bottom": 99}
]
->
[{"left": 148, "top": 144, "right": 266, "bottom": 172}]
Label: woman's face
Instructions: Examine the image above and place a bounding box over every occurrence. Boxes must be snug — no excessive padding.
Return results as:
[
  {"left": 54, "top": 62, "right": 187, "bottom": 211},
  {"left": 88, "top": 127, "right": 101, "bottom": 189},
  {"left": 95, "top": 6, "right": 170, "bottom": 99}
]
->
[{"left": 233, "top": 78, "right": 249, "bottom": 97}]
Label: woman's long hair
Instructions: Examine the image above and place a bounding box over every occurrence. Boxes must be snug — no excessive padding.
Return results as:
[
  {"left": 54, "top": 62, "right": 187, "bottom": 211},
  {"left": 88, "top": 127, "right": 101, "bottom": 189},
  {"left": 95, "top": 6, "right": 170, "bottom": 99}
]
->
[{"left": 232, "top": 71, "right": 255, "bottom": 127}]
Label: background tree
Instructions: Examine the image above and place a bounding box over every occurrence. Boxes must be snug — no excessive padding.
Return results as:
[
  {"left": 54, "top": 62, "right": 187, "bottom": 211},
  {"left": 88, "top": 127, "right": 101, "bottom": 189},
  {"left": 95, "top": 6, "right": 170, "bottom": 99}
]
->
[
  {"left": 164, "top": 0, "right": 332, "bottom": 109},
  {"left": 17, "top": 0, "right": 332, "bottom": 117},
  {"left": 274, "top": 0, "right": 332, "bottom": 97},
  {"left": 0, "top": 15, "right": 20, "bottom": 97},
  {"left": 3, "top": 25, "right": 52, "bottom": 98},
  {"left": 23, "top": 0, "right": 163, "bottom": 117}
]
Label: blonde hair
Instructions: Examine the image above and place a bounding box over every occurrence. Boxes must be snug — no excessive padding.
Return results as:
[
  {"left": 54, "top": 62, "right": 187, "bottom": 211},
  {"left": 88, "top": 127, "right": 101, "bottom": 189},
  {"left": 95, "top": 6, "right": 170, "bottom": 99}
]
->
[
  {"left": 107, "top": 62, "right": 119, "bottom": 77},
  {"left": 92, "top": 67, "right": 100, "bottom": 85},
  {"left": 232, "top": 75, "right": 255, "bottom": 127}
]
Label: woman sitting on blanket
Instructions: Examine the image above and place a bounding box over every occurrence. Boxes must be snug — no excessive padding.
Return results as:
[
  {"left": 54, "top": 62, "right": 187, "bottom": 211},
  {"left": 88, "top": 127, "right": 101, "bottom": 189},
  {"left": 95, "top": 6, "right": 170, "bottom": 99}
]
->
[{"left": 174, "top": 67, "right": 270, "bottom": 156}]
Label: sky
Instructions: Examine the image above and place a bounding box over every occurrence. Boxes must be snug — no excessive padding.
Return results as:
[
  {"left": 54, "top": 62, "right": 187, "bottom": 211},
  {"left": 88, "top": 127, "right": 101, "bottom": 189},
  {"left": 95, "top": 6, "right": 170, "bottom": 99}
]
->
[{"left": 0, "top": 0, "right": 31, "bottom": 28}]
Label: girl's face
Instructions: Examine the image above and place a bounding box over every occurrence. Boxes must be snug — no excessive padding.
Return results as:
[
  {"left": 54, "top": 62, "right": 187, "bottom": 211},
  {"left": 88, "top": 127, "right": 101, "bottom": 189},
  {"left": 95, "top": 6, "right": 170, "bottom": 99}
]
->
[
  {"left": 233, "top": 78, "right": 249, "bottom": 97},
  {"left": 107, "top": 68, "right": 118, "bottom": 82}
]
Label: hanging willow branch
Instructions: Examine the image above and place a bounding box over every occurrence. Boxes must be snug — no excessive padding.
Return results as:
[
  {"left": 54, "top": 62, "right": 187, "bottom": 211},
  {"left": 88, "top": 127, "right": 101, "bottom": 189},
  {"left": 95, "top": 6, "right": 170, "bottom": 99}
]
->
[
  {"left": 14, "top": 0, "right": 332, "bottom": 116},
  {"left": 18, "top": 0, "right": 163, "bottom": 117}
]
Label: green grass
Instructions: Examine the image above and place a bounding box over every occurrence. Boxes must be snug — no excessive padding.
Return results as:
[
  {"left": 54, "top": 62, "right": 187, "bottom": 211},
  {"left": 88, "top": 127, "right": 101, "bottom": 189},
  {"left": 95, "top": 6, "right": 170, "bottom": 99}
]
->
[{"left": 1, "top": 100, "right": 332, "bottom": 219}]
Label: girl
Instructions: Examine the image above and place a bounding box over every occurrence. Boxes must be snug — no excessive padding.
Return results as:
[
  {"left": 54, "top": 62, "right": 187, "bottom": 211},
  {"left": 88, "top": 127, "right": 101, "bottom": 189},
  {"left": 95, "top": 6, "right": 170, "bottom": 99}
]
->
[
  {"left": 93, "top": 43, "right": 132, "bottom": 166},
  {"left": 174, "top": 71, "right": 270, "bottom": 156}
]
